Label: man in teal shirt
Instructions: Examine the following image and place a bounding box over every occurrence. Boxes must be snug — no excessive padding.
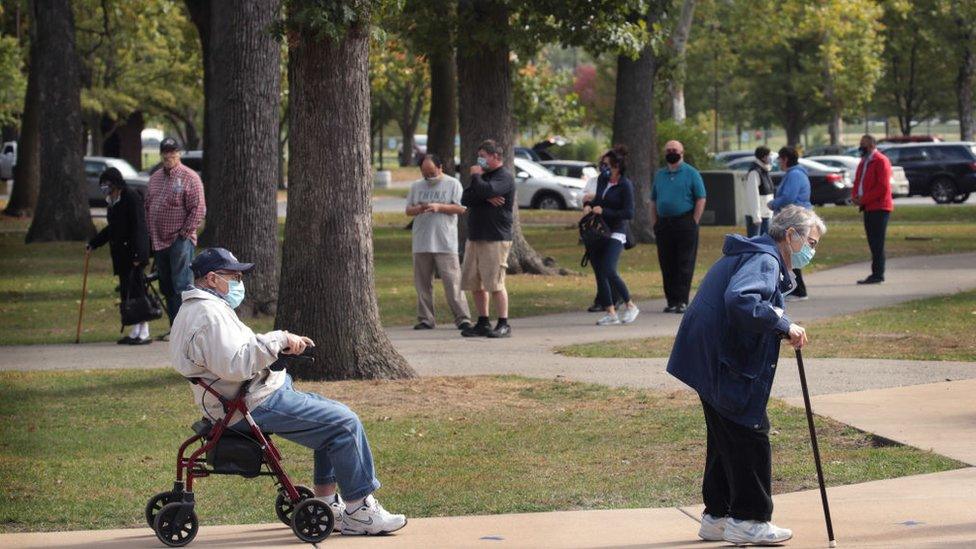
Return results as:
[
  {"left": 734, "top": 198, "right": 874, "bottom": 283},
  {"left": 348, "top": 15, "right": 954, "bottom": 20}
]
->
[{"left": 651, "top": 140, "right": 707, "bottom": 313}]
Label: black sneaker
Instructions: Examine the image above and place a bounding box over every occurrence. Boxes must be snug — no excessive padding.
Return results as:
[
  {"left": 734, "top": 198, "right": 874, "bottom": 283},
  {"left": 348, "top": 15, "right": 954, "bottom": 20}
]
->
[
  {"left": 117, "top": 336, "right": 133, "bottom": 345},
  {"left": 487, "top": 323, "right": 511, "bottom": 338},
  {"left": 461, "top": 323, "right": 492, "bottom": 337},
  {"left": 674, "top": 303, "right": 687, "bottom": 314},
  {"left": 129, "top": 337, "right": 152, "bottom": 345},
  {"left": 413, "top": 322, "right": 434, "bottom": 330},
  {"left": 587, "top": 303, "right": 604, "bottom": 313},
  {"left": 457, "top": 321, "right": 473, "bottom": 331},
  {"left": 663, "top": 305, "right": 677, "bottom": 313},
  {"left": 857, "top": 276, "right": 884, "bottom": 285}
]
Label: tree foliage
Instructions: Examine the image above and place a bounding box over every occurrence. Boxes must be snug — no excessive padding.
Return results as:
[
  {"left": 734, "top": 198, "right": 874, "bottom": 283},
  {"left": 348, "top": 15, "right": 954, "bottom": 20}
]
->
[
  {"left": 0, "top": 34, "right": 25, "bottom": 128},
  {"left": 512, "top": 53, "right": 583, "bottom": 137}
]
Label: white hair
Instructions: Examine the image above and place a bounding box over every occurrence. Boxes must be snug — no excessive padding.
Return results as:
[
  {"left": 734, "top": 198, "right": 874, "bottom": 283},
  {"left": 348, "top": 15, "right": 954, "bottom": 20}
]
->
[{"left": 768, "top": 205, "right": 827, "bottom": 241}]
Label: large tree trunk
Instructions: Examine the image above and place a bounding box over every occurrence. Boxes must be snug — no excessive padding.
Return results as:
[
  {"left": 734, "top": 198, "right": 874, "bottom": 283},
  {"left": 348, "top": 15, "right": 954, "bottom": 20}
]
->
[
  {"left": 668, "top": 0, "right": 696, "bottom": 124},
  {"left": 397, "top": 86, "right": 424, "bottom": 167},
  {"left": 828, "top": 111, "right": 843, "bottom": 146},
  {"left": 205, "top": 0, "right": 281, "bottom": 318},
  {"left": 102, "top": 111, "right": 145, "bottom": 170},
  {"left": 957, "top": 28, "right": 975, "bottom": 141},
  {"left": 457, "top": 0, "right": 558, "bottom": 275},
  {"left": 427, "top": 47, "right": 457, "bottom": 176},
  {"left": 185, "top": 1, "right": 214, "bottom": 211},
  {"left": 3, "top": 6, "right": 40, "bottom": 218},
  {"left": 25, "top": 0, "right": 93, "bottom": 242},
  {"left": 277, "top": 0, "right": 414, "bottom": 381},
  {"left": 612, "top": 41, "right": 657, "bottom": 243}
]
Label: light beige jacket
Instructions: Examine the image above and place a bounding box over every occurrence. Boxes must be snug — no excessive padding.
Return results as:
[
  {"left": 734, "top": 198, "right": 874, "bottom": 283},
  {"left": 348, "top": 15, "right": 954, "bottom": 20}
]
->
[{"left": 170, "top": 287, "right": 289, "bottom": 422}]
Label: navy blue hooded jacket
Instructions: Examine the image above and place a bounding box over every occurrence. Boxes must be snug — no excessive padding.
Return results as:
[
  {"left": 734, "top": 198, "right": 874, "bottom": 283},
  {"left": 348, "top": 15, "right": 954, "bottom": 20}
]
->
[{"left": 666, "top": 234, "right": 794, "bottom": 428}]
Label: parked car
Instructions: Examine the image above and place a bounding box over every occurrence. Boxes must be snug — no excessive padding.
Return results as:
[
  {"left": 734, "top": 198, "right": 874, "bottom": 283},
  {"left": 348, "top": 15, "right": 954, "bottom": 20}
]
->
[
  {"left": 727, "top": 156, "right": 852, "bottom": 206},
  {"left": 514, "top": 146, "right": 542, "bottom": 162},
  {"left": 877, "top": 142, "right": 976, "bottom": 203},
  {"left": 0, "top": 141, "right": 15, "bottom": 181},
  {"left": 396, "top": 134, "right": 427, "bottom": 165},
  {"left": 85, "top": 157, "right": 149, "bottom": 206},
  {"left": 713, "top": 150, "right": 755, "bottom": 164},
  {"left": 147, "top": 150, "right": 204, "bottom": 177},
  {"left": 538, "top": 160, "right": 599, "bottom": 181},
  {"left": 879, "top": 135, "right": 942, "bottom": 144},
  {"left": 808, "top": 155, "right": 910, "bottom": 198},
  {"left": 804, "top": 144, "right": 849, "bottom": 157},
  {"left": 513, "top": 157, "right": 585, "bottom": 210}
]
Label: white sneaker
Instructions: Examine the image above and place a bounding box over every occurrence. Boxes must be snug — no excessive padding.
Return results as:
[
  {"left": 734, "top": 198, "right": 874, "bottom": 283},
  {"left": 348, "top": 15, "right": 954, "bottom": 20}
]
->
[
  {"left": 323, "top": 494, "right": 345, "bottom": 532},
  {"left": 618, "top": 304, "right": 640, "bottom": 324},
  {"left": 341, "top": 495, "right": 407, "bottom": 535},
  {"left": 723, "top": 518, "right": 793, "bottom": 545},
  {"left": 596, "top": 313, "right": 621, "bottom": 326},
  {"left": 698, "top": 513, "right": 727, "bottom": 541}
]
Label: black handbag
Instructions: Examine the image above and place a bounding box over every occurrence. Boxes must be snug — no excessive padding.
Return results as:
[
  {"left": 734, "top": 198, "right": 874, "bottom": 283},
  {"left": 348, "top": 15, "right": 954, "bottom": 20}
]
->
[
  {"left": 578, "top": 212, "right": 612, "bottom": 266},
  {"left": 120, "top": 269, "right": 163, "bottom": 326}
]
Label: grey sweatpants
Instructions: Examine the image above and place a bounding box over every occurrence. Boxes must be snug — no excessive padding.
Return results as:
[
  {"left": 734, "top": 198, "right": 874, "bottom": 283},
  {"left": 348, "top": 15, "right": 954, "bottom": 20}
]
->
[{"left": 413, "top": 252, "right": 471, "bottom": 327}]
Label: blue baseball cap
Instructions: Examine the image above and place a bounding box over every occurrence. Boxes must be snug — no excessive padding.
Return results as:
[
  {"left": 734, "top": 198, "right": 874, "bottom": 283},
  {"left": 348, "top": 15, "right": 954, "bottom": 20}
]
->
[{"left": 191, "top": 248, "right": 255, "bottom": 278}]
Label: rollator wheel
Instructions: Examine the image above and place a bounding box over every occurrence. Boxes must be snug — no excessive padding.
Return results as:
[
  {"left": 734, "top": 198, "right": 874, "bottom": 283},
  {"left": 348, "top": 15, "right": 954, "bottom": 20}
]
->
[
  {"left": 145, "top": 491, "right": 179, "bottom": 528},
  {"left": 275, "top": 484, "right": 314, "bottom": 526},
  {"left": 153, "top": 502, "right": 199, "bottom": 547},
  {"left": 291, "top": 498, "right": 334, "bottom": 543}
]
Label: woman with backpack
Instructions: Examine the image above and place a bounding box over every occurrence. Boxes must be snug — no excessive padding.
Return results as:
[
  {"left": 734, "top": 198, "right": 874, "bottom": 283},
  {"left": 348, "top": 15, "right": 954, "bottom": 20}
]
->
[
  {"left": 86, "top": 167, "right": 153, "bottom": 344},
  {"left": 582, "top": 146, "right": 640, "bottom": 326}
]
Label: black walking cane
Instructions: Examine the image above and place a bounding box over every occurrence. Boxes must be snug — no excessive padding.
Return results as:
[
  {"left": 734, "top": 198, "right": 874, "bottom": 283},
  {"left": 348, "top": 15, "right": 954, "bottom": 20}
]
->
[{"left": 794, "top": 346, "right": 837, "bottom": 547}]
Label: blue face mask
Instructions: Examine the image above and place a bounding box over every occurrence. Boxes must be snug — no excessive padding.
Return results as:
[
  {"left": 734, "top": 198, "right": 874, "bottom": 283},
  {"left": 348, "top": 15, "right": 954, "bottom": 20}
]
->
[
  {"left": 476, "top": 157, "right": 489, "bottom": 169},
  {"left": 221, "top": 278, "right": 246, "bottom": 309},
  {"left": 790, "top": 231, "right": 816, "bottom": 269}
]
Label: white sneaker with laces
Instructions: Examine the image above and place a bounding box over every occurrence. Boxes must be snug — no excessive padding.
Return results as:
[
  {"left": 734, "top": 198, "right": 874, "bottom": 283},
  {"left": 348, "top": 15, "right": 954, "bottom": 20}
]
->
[
  {"left": 341, "top": 495, "right": 407, "bottom": 535},
  {"left": 596, "top": 313, "right": 621, "bottom": 326},
  {"left": 618, "top": 304, "right": 640, "bottom": 324},
  {"left": 323, "top": 494, "right": 345, "bottom": 532},
  {"left": 722, "top": 518, "right": 793, "bottom": 545},
  {"left": 698, "top": 513, "right": 727, "bottom": 541}
]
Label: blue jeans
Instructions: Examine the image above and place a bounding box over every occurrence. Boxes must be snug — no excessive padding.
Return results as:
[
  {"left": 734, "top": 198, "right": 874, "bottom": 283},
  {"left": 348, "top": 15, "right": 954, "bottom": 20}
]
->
[
  {"left": 591, "top": 239, "right": 630, "bottom": 308},
  {"left": 241, "top": 375, "right": 381, "bottom": 500},
  {"left": 155, "top": 237, "right": 195, "bottom": 323}
]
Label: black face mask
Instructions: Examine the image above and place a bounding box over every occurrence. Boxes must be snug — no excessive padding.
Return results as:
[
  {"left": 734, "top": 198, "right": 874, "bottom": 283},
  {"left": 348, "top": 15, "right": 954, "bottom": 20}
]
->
[{"left": 665, "top": 152, "right": 681, "bottom": 164}]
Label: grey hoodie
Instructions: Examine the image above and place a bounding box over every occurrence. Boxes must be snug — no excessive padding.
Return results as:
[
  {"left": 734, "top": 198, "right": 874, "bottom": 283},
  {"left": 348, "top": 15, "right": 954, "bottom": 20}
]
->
[{"left": 170, "top": 287, "right": 290, "bottom": 422}]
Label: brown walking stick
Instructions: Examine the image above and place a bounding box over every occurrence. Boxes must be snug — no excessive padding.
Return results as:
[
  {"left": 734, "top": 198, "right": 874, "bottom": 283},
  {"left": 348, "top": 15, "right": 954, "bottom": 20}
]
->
[{"left": 75, "top": 249, "right": 91, "bottom": 344}]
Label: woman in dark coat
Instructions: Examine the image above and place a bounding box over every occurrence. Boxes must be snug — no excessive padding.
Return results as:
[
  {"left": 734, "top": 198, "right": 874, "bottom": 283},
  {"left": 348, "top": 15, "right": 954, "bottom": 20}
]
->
[
  {"left": 665, "top": 205, "right": 825, "bottom": 545},
  {"left": 87, "top": 167, "right": 152, "bottom": 344},
  {"left": 582, "top": 145, "right": 640, "bottom": 326}
]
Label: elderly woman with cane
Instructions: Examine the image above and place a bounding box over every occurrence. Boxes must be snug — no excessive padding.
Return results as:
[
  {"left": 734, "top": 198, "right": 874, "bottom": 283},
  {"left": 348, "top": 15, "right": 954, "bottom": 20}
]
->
[
  {"left": 86, "top": 167, "right": 153, "bottom": 344},
  {"left": 666, "top": 205, "right": 826, "bottom": 545}
]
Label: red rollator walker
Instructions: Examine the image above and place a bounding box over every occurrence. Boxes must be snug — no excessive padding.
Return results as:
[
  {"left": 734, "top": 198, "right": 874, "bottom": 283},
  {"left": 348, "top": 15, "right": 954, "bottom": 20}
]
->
[{"left": 146, "top": 354, "right": 332, "bottom": 547}]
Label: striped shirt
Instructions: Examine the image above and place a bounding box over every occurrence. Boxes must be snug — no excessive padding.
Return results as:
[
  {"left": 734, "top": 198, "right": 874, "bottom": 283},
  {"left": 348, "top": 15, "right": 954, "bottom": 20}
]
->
[{"left": 145, "top": 163, "right": 206, "bottom": 251}]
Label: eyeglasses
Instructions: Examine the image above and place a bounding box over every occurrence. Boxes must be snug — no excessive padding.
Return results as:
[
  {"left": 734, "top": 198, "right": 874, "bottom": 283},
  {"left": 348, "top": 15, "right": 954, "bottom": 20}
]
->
[{"left": 215, "top": 271, "right": 243, "bottom": 282}]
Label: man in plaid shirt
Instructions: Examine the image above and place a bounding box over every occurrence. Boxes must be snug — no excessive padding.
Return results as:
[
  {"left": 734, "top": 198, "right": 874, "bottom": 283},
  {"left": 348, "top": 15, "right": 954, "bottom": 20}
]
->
[{"left": 146, "top": 137, "right": 206, "bottom": 335}]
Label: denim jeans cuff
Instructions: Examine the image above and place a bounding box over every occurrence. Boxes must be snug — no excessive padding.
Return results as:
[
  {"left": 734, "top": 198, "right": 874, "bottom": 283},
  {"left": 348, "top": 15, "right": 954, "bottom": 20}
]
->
[
  {"left": 313, "top": 475, "right": 337, "bottom": 486},
  {"left": 342, "top": 479, "right": 381, "bottom": 502}
]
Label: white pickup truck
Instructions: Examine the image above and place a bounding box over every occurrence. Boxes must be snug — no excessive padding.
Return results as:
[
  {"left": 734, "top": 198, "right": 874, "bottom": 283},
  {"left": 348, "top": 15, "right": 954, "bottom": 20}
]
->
[{"left": 0, "top": 141, "right": 16, "bottom": 181}]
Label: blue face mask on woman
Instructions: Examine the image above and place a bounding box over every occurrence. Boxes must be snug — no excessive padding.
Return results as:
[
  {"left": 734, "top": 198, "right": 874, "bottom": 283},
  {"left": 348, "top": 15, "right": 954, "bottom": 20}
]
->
[
  {"left": 476, "top": 157, "right": 489, "bottom": 169},
  {"left": 218, "top": 276, "right": 246, "bottom": 309},
  {"left": 790, "top": 230, "right": 816, "bottom": 269}
]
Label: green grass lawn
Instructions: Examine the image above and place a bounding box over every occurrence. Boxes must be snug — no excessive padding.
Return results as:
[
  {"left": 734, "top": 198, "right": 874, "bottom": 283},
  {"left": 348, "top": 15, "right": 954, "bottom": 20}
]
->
[
  {"left": 0, "top": 370, "right": 961, "bottom": 532},
  {"left": 2, "top": 205, "right": 975, "bottom": 346},
  {"left": 556, "top": 289, "right": 976, "bottom": 362}
]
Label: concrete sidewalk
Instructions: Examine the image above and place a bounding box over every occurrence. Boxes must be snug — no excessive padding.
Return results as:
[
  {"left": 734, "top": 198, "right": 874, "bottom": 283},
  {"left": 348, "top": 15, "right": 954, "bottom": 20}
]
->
[{"left": 4, "top": 468, "right": 975, "bottom": 548}]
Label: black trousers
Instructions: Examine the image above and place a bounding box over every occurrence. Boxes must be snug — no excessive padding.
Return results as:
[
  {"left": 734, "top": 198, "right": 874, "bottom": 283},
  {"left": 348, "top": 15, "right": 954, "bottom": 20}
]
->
[
  {"left": 863, "top": 210, "right": 889, "bottom": 279},
  {"left": 792, "top": 268, "right": 806, "bottom": 297},
  {"left": 701, "top": 398, "right": 773, "bottom": 522},
  {"left": 654, "top": 212, "right": 699, "bottom": 307}
]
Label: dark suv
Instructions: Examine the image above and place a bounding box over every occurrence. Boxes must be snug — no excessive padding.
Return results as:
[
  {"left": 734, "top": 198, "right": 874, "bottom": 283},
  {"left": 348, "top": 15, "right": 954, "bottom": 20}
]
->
[{"left": 878, "top": 142, "right": 976, "bottom": 204}]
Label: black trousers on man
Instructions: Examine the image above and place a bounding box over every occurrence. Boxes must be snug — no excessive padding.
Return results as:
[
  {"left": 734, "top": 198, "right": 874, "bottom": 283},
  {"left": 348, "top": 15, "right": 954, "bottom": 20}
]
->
[
  {"left": 701, "top": 398, "right": 773, "bottom": 522},
  {"left": 654, "top": 211, "right": 699, "bottom": 307},
  {"left": 863, "top": 210, "right": 890, "bottom": 280}
]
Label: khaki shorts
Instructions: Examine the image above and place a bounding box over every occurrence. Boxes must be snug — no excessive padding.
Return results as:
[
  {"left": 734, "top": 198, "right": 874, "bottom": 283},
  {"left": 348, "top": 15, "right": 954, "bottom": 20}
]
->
[{"left": 461, "top": 240, "right": 512, "bottom": 292}]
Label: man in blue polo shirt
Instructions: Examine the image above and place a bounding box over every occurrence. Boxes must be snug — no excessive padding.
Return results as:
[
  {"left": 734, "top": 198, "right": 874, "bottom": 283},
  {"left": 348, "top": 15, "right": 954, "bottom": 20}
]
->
[{"left": 651, "top": 140, "right": 707, "bottom": 313}]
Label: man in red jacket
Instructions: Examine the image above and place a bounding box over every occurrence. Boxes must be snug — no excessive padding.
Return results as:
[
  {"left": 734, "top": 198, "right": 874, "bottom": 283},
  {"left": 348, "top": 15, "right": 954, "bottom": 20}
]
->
[{"left": 852, "top": 134, "right": 893, "bottom": 284}]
